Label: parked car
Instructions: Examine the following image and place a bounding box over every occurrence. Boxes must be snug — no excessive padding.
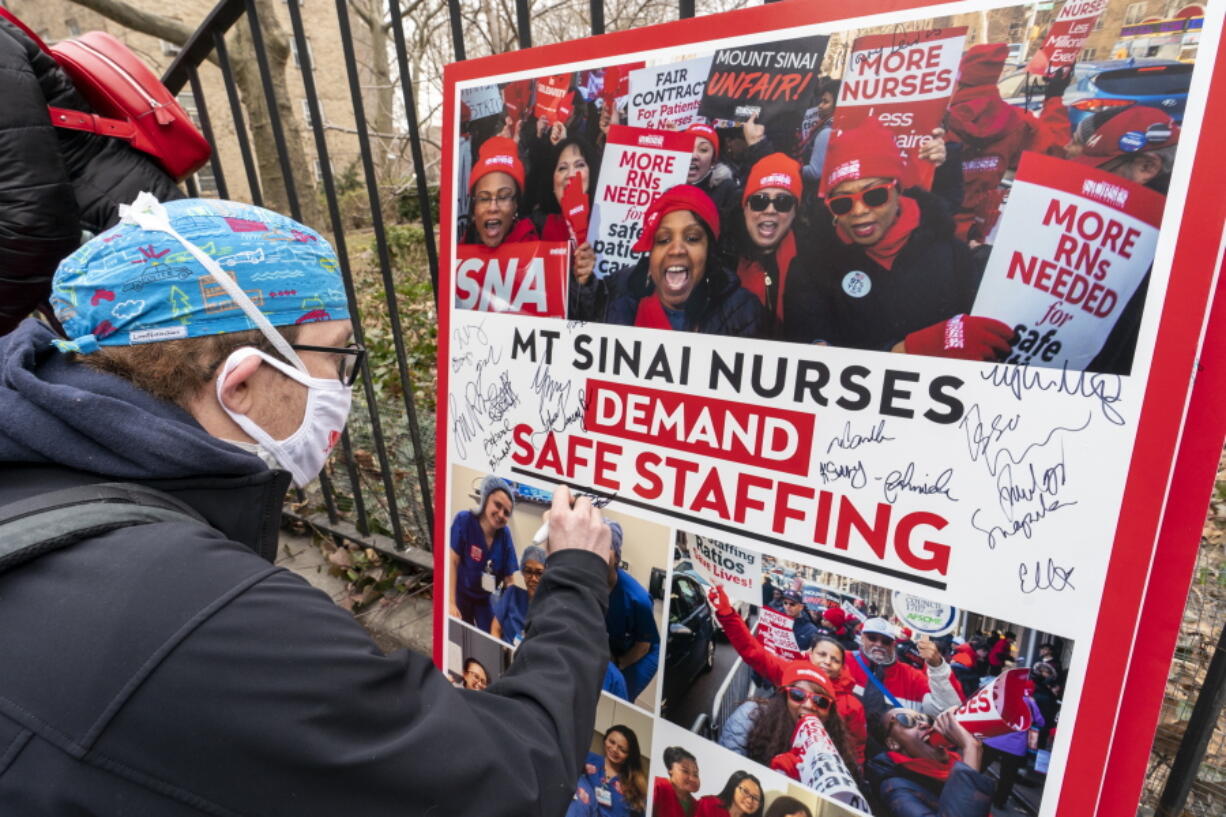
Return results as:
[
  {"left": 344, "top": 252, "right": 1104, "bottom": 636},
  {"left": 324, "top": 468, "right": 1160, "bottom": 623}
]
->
[
  {"left": 661, "top": 573, "right": 716, "bottom": 718},
  {"left": 998, "top": 58, "right": 1191, "bottom": 127}
]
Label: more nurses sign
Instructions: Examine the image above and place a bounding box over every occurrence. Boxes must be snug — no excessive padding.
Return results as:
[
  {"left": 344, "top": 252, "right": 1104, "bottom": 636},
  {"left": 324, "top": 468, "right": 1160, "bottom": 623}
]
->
[{"left": 438, "top": 3, "right": 1226, "bottom": 817}]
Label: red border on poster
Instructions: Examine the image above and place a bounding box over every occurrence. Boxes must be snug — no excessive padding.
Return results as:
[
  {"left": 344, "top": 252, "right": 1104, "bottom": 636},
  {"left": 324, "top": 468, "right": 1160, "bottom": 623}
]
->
[{"left": 433, "top": 4, "right": 1226, "bottom": 816}]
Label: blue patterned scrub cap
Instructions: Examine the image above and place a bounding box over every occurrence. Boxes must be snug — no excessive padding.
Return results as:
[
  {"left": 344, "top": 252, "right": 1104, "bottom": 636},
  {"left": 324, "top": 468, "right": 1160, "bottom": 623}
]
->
[{"left": 51, "top": 194, "right": 349, "bottom": 357}]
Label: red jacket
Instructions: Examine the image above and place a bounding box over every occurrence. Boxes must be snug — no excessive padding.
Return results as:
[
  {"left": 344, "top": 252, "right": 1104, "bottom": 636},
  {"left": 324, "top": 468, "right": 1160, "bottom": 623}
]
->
[
  {"left": 695, "top": 795, "right": 732, "bottom": 817},
  {"left": 944, "top": 91, "right": 1070, "bottom": 242},
  {"left": 652, "top": 776, "right": 694, "bottom": 817},
  {"left": 951, "top": 642, "right": 976, "bottom": 668},
  {"left": 988, "top": 638, "right": 1013, "bottom": 668},
  {"left": 715, "top": 608, "right": 867, "bottom": 768},
  {"left": 845, "top": 650, "right": 966, "bottom": 713}
]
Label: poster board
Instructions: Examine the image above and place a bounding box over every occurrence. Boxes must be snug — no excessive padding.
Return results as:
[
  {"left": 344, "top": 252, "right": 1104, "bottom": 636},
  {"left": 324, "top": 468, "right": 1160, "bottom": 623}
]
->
[{"left": 438, "top": 2, "right": 1226, "bottom": 816}]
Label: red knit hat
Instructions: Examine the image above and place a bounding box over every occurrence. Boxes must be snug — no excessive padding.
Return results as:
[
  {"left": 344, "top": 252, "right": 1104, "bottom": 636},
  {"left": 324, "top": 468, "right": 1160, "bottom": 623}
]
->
[
  {"left": 1071, "top": 106, "right": 1180, "bottom": 166},
  {"left": 685, "top": 123, "right": 720, "bottom": 159},
  {"left": 822, "top": 119, "right": 913, "bottom": 195},
  {"left": 631, "top": 185, "right": 720, "bottom": 253},
  {"left": 823, "top": 607, "right": 846, "bottom": 627},
  {"left": 743, "top": 152, "right": 802, "bottom": 204},
  {"left": 780, "top": 661, "right": 834, "bottom": 697},
  {"left": 959, "top": 43, "right": 1009, "bottom": 87},
  {"left": 470, "top": 136, "right": 525, "bottom": 192}
]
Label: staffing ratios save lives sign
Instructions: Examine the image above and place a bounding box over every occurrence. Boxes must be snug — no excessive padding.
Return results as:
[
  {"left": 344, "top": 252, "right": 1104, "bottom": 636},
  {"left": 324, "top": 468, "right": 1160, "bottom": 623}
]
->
[{"left": 438, "top": 2, "right": 1226, "bottom": 817}]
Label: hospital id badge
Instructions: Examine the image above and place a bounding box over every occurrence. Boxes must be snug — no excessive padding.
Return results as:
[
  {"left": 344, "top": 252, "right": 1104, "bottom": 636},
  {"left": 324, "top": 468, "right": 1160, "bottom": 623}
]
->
[
  {"left": 595, "top": 786, "right": 612, "bottom": 807},
  {"left": 481, "top": 572, "right": 496, "bottom": 594}
]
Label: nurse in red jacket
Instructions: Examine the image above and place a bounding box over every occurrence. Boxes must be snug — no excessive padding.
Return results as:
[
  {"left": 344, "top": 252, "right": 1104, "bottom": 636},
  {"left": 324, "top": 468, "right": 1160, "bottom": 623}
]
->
[
  {"left": 709, "top": 586, "right": 867, "bottom": 770},
  {"left": 462, "top": 135, "right": 538, "bottom": 247},
  {"left": 651, "top": 746, "right": 700, "bottom": 817}
]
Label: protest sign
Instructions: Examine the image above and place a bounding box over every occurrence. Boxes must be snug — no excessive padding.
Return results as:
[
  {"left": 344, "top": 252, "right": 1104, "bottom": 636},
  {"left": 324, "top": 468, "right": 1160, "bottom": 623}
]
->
[
  {"left": 440, "top": 3, "right": 1226, "bottom": 815},
  {"left": 1029, "top": 0, "right": 1110, "bottom": 74},
  {"left": 628, "top": 56, "right": 713, "bottom": 130},
  {"left": 460, "top": 84, "right": 502, "bottom": 120},
  {"left": 534, "top": 73, "right": 572, "bottom": 121},
  {"left": 688, "top": 537, "right": 760, "bottom": 607},
  {"left": 972, "top": 152, "right": 1164, "bottom": 372},
  {"left": 754, "top": 606, "right": 805, "bottom": 661},
  {"left": 892, "top": 590, "right": 957, "bottom": 636},
  {"left": 792, "top": 715, "right": 870, "bottom": 811},
  {"left": 588, "top": 125, "right": 695, "bottom": 277},
  {"left": 697, "top": 35, "right": 827, "bottom": 143},
  {"left": 834, "top": 28, "right": 966, "bottom": 189},
  {"left": 454, "top": 242, "right": 569, "bottom": 318}
]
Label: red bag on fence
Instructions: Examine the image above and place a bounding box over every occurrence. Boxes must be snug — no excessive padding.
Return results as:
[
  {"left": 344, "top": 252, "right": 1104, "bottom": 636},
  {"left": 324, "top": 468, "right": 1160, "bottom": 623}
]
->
[{"left": 0, "top": 9, "right": 211, "bottom": 181}]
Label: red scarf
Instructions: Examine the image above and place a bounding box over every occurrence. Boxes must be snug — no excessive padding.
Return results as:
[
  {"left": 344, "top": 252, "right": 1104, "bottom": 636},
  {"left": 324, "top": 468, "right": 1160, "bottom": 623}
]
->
[
  {"left": 835, "top": 196, "right": 920, "bottom": 271},
  {"left": 634, "top": 295, "right": 675, "bottom": 330},
  {"left": 887, "top": 750, "right": 962, "bottom": 782}
]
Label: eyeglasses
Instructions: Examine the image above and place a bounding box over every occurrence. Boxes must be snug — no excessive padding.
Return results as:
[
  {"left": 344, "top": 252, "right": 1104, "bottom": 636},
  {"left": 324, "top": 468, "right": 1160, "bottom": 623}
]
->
[
  {"left": 746, "top": 193, "right": 796, "bottom": 213},
  {"left": 522, "top": 567, "right": 545, "bottom": 579},
  {"left": 290, "top": 342, "right": 366, "bottom": 387},
  {"left": 474, "top": 191, "right": 515, "bottom": 207},
  {"left": 783, "top": 685, "right": 833, "bottom": 712},
  {"left": 735, "top": 785, "right": 762, "bottom": 805},
  {"left": 888, "top": 710, "right": 931, "bottom": 730},
  {"left": 826, "top": 181, "right": 896, "bottom": 216}
]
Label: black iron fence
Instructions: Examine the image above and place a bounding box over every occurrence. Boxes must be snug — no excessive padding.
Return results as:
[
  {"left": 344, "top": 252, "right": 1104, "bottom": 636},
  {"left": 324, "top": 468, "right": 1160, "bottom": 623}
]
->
[{"left": 155, "top": 1, "right": 1222, "bottom": 813}]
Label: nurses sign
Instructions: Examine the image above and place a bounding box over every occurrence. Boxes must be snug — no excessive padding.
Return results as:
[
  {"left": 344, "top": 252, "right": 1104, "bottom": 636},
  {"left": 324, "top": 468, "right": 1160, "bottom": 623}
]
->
[
  {"left": 454, "top": 242, "right": 569, "bottom": 318},
  {"left": 588, "top": 125, "right": 694, "bottom": 277},
  {"left": 835, "top": 28, "right": 966, "bottom": 189},
  {"left": 972, "top": 153, "right": 1163, "bottom": 371}
]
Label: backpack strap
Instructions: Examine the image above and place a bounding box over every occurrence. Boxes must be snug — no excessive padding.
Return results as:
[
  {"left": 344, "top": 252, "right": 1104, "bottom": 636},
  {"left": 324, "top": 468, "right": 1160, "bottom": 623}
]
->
[
  {"left": 47, "top": 106, "right": 138, "bottom": 141},
  {"left": 0, "top": 482, "right": 210, "bottom": 575}
]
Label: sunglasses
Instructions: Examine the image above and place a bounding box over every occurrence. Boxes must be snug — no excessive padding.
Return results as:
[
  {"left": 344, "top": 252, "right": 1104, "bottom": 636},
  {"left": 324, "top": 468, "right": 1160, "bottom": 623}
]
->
[
  {"left": 746, "top": 193, "right": 796, "bottom": 213},
  {"left": 889, "top": 710, "right": 931, "bottom": 730},
  {"left": 826, "top": 181, "right": 896, "bottom": 216},
  {"left": 783, "top": 685, "right": 833, "bottom": 712},
  {"left": 290, "top": 342, "right": 366, "bottom": 387}
]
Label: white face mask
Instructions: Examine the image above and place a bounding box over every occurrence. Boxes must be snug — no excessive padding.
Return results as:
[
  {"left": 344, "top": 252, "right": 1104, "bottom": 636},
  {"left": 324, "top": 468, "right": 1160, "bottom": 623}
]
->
[{"left": 217, "top": 347, "right": 352, "bottom": 488}]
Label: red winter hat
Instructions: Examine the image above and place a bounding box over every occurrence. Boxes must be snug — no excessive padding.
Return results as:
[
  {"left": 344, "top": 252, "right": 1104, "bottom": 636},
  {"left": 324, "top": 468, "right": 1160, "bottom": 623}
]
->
[
  {"left": 822, "top": 119, "right": 913, "bottom": 195},
  {"left": 631, "top": 184, "right": 720, "bottom": 253},
  {"left": 470, "top": 136, "right": 525, "bottom": 192},
  {"left": 1072, "top": 106, "right": 1180, "bottom": 166},
  {"left": 959, "top": 43, "right": 1009, "bottom": 87},
  {"left": 685, "top": 123, "right": 720, "bottom": 159},
  {"left": 780, "top": 661, "right": 834, "bottom": 697},
  {"left": 823, "top": 607, "right": 846, "bottom": 627},
  {"left": 743, "top": 152, "right": 802, "bottom": 204}
]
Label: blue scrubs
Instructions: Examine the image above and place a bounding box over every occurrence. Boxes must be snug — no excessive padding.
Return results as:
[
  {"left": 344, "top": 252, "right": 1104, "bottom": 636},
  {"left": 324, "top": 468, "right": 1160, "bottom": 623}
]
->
[
  {"left": 493, "top": 585, "right": 529, "bottom": 645},
  {"left": 564, "top": 751, "right": 633, "bottom": 817},
  {"left": 606, "top": 568, "right": 659, "bottom": 701},
  {"left": 449, "top": 510, "right": 518, "bottom": 632}
]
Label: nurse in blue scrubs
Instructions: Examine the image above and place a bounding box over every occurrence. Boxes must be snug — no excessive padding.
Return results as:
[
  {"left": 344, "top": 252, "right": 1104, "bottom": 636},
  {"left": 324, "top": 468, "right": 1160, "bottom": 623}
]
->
[
  {"left": 449, "top": 475, "right": 520, "bottom": 632},
  {"left": 604, "top": 521, "right": 660, "bottom": 702}
]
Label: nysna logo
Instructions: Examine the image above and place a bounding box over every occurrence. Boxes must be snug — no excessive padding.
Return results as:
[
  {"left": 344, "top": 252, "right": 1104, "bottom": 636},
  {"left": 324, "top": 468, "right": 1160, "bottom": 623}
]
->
[
  {"left": 455, "top": 255, "right": 551, "bottom": 314},
  {"left": 639, "top": 135, "right": 664, "bottom": 147},
  {"left": 760, "top": 172, "right": 793, "bottom": 188},
  {"left": 568, "top": 204, "right": 585, "bottom": 216},
  {"left": 829, "top": 160, "right": 860, "bottom": 186}
]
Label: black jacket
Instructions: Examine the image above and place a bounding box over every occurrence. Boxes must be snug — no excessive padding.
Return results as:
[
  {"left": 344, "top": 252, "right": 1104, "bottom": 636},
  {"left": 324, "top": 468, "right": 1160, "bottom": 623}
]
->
[
  {"left": 0, "top": 321, "right": 611, "bottom": 816},
  {"left": 783, "top": 190, "right": 983, "bottom": 351},
  {"left": 604, "top": 256, "right": 764, "bottom": 338},
  {"left": 0, "top": 18, "right": 182, "bottom": 335}
]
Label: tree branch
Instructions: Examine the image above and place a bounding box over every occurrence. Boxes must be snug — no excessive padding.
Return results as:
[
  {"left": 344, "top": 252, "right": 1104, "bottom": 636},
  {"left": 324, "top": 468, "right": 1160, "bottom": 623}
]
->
[{"left": 67, "top": 0, "right": 197, "bottom": 45}]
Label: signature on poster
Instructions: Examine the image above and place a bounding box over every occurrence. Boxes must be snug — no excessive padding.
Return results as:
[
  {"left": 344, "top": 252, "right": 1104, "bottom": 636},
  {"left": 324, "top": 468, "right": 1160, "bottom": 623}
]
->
[
  {"left": 449, "top": 327, "right": 521, "bottom": 459},
  {"left": 981, "top": 362, "right": 1126, "bottom": 425},
  {"left": 531, "top": 361, "right": 587, "bottom": 436},
  {"left": 825, "top": 418, "right": 895, "bottom": 454},
  {"left": 817, "top": 457, "right": 868, "bottom": 489},
  {"left": 882, "top": 462, "right": 958, "bottom": 503},
  {"left": 1019, "top": 558, "right": 1077, "bottom": 593}
]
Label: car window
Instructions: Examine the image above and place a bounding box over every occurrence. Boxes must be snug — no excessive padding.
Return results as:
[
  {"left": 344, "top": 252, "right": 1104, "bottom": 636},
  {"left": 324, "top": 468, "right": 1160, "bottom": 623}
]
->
[
  {"left": 1094, "top": 64, "right": 1192, "bottom": 95},
  {"left": 670, "top": 576, "right": 702, "bottom": 624}
]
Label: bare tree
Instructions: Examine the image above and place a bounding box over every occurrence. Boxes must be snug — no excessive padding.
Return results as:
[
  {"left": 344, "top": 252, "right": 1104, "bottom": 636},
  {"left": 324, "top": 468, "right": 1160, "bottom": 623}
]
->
[{"left": 68, "top": 0, "right": 322, "bottom": 224}]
